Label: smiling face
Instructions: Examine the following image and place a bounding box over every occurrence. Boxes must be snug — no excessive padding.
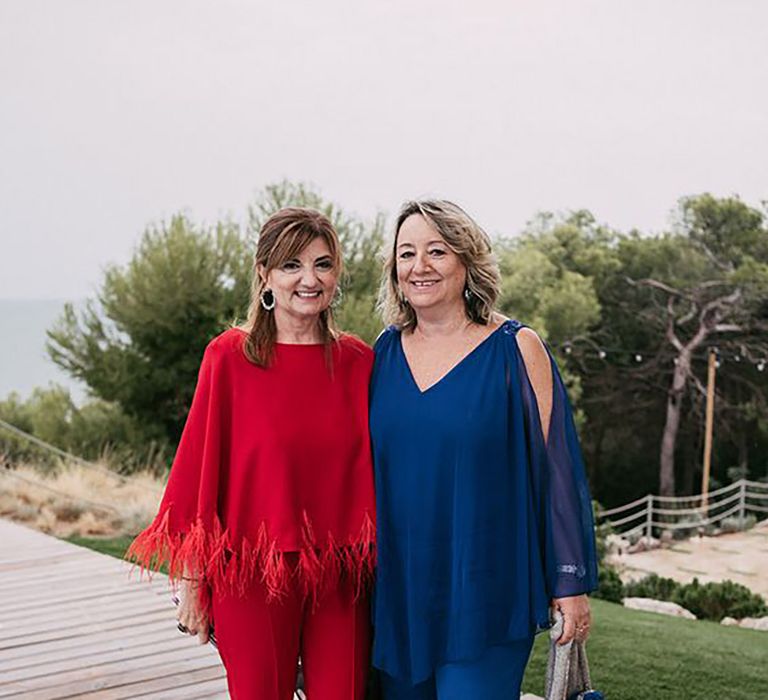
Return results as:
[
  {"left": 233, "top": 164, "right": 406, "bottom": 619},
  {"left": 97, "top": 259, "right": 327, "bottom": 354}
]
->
[
  {"left": 261, "top": 236, "right": 339, "bottom": 324},
  {"left": 395, "top": 213, "right": 467, "bottom": 315}
]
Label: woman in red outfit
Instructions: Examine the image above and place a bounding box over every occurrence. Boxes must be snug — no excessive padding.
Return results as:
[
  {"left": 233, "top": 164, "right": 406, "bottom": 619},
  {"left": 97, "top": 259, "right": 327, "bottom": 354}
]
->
[{"left": 128, "top": 208, "right": 376, "bottom": 700}]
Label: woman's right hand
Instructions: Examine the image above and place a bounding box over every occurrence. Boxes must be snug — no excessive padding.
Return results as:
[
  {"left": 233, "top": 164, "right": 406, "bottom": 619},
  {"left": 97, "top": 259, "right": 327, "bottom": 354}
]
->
[{"left": 178, "top": 579, "right": 210, "bottom": 644}]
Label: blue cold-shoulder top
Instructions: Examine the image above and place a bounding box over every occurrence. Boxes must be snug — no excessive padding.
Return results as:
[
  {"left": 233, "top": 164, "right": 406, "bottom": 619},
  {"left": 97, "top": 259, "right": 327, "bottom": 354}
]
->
[{"left": 369, "top": 319, "right": 598, "bottom": 684}]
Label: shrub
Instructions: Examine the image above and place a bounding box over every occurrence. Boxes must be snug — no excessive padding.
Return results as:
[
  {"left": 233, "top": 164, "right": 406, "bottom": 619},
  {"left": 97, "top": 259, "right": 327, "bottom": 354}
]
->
[
  {"left": 593, "top": 564, "right": 624, "bottom": 603},
  {"left": 0, "top": 386, "right": 168, "bottom": 475},
  {"left": 624, "top": 573, "right": 681, "bottom": 601},
  {"left": 622, "top": 573, "right": 768, "bottom": 621},
  {"left": 719, "top": 514, "right": 756, "bottom": 534},
  {"left": 593, "top": 500, "right": 612, "bottom": 564},
  {"left": 0, "top": 463, "right": 162, "bottom": 538},
  {"left": 673, "top": 578, "right": 768, "bottom": 622},
  {"left": 669, "top": 513, "right": 705, "bottom": 540},
  {"left": 52, "top": 501, "right": 85, "bottom": 522},
  {"left": 0, "top": 392, "right": 55, "bottom": 468}
]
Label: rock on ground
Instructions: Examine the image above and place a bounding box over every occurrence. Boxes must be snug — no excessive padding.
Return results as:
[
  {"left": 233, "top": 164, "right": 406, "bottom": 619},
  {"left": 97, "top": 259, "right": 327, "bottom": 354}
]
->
[
  {"left": 622, "top": 597, "right": 697, "bottom": 619},
  {"left": 721, "top": 616, "right": 768, "bottom": 631}
]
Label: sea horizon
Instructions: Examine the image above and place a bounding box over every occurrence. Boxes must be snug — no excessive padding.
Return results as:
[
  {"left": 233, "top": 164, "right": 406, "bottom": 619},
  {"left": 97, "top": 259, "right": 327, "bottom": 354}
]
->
[{"left": 0, "top": 298, "right": 87, "bottom": 405}]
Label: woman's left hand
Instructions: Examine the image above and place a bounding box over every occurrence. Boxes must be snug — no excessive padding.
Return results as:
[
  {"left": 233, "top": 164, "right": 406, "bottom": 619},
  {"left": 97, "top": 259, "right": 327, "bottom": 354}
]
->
[{"left": 551, "top": 594, "right": 591, "bottom": 645}]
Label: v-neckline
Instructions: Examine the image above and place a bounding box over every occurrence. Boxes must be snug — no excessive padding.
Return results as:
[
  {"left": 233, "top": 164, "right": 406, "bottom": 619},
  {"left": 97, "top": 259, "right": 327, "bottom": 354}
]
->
[{"left": 399, "top": 321, "right": 507, "bottom": 395}]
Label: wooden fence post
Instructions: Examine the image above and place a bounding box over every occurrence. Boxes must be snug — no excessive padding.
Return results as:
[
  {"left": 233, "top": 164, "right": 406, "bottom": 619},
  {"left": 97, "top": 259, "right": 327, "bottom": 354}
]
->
[
  {"left": 739, "top": 480, "right": 747, "bottom": 528},
  {"left": 645, "top": 494, "right": 654, "bottom": 543}
]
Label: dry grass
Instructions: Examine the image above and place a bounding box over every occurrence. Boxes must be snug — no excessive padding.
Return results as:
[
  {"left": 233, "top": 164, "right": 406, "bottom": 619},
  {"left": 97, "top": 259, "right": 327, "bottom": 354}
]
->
[{"left": 0, "top": 462, "right": 163, "bottom": 537}]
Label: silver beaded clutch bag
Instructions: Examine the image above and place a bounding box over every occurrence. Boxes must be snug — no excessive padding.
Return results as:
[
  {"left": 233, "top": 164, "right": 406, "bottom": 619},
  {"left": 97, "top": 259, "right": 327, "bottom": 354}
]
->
[{"left": 545, "top": 609, "right": 602, "bottom": 700}]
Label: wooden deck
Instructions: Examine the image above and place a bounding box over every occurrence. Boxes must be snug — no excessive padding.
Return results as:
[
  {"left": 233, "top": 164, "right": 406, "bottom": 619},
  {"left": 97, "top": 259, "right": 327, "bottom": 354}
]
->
[
  {"left": 0, "top": 519, "right": 229, "bottom": 699},
  {"left": 0, "top": 519, "right": 542, "bottom": 699}
]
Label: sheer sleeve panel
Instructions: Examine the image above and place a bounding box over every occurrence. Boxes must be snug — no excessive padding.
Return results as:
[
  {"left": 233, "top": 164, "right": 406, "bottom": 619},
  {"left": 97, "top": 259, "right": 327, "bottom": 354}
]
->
[{"left": 514, "top": 327, "right": 598, "bottom": 599}]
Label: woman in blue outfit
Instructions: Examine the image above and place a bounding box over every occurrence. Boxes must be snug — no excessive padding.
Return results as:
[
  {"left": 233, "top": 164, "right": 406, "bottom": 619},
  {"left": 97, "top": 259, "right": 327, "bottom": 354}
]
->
[{"left": 370, "top": 200, "right": 599, "bottom": 699}]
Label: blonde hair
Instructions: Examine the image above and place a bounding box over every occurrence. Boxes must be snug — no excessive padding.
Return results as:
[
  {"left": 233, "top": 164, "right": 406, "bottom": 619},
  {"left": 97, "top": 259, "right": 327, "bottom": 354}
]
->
[
  {"left": 379, "top": 200, "right": 501, "bottom": 330},
  {"left": 241, "top": 207, "right": 342, "bottom": 366}
]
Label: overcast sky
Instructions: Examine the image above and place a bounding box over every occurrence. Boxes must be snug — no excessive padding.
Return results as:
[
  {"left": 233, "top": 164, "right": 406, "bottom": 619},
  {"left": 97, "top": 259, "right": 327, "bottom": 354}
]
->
[{"left": 1, "top": 0, "right": 766, "bottom": 300}]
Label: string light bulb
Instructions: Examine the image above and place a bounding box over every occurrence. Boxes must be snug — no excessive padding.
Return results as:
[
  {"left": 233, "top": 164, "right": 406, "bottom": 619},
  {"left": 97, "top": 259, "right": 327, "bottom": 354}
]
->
[{"left": 554, "top": 341, "right": 767, "bottom": 372}]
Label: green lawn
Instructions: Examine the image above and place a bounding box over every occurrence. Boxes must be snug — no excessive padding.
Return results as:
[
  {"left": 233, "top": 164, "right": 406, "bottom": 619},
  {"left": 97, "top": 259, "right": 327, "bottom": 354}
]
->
[
  {"left": 522, "top": 598, "right": 768, "bottom": 699},
  {"left": 66, "top": 534, "right": 135, "bottom": 559},
  {"left": 67, "top": 536, "right": 767, "bottom": 699},
  {"left": 65, "top": 533, "right": 169, "bottom": 574}
]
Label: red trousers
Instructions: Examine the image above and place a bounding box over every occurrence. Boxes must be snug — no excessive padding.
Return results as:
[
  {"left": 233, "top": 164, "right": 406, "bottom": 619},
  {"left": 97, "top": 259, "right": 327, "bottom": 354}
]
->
[{"left": 212, "top": 565, "right": 371, "bottom": 700}]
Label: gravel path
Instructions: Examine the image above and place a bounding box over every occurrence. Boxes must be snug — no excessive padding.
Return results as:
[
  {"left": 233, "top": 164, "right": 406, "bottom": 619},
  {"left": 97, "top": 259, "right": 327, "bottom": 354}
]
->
[{"left": 610, "top": 519, "right": 768, "bottom": 598}]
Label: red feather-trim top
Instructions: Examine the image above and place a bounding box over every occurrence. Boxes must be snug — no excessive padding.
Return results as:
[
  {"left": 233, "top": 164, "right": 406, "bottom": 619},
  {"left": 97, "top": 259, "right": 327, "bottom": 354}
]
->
[{"left": 127, "top": 329, "right": 376, "bottom": 612}]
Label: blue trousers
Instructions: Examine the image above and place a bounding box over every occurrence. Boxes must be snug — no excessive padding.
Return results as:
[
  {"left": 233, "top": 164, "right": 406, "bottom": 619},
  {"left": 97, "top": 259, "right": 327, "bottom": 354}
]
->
[{"left": 380, "top": 636, "right": 535, "bottom": 700}]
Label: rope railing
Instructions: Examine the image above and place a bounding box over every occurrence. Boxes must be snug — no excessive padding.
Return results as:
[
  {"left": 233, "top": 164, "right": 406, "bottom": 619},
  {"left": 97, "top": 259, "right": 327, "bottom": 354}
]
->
[
  {"left": 597, "top": 479, "right": 751, "bottom": 518},
  {"left": 650, "top": 502, "right": 743, "bottom": 531},
  {"left": 745, "top": 480, "right": 768, "bottom": 490},
  {"left": 652, "top": 480, "right": 742, "bottom": 503},
  {"left": 597, "top": 478, "right": 768, "bottom": 542},
  {"left": 605, "top": 508, "right": 648, "bottom": 529},
  {"left": 652, "top": 490, "right": 743, "bottom": 516},
  {"left": 0, "top": 417, "right": 162, "bottom": 494},
  {"left": 4, "top": 416, "right": 766, "bottom": 542},
  {"left": 596, "top": 494, "right": 649, "bottom": 517},
  {"left": 0, "top": 468, "right": 121, "bottom": 515}
]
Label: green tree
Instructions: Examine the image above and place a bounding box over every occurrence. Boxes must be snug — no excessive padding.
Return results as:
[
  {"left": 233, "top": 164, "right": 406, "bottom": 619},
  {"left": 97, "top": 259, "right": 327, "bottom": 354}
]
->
[
  {"left": 497, "top": 211, "right": 616, "bottom": 427},
  {"left": 621, "top": 195, "right": 768, "bottom": 495},
  {"left": 47, "top": 215, "right": 252, "bottom": 445},
  {"left": 499, "top": 200, "right": 768, "bottom": 503},
  {"left": 0, "top": 386, "right": 158, "bottom": 471},
  {"left": 498, "top": 211, "right": 612, "bottom": 344},
  {"left": 47, "top": 183, "right": 385, "bottom": 453},
  {"left": 0, "top": 391, "right": 38, "bottom": 465}
]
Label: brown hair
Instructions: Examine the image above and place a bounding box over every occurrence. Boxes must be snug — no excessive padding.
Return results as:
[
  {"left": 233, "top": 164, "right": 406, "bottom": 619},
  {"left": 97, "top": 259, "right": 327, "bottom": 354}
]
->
[
  {"left": 378, "top": 199, "right": 501, "bottom": 330},
  {"left": 241, "top": 207, "right": 342, "bottom": 366}
]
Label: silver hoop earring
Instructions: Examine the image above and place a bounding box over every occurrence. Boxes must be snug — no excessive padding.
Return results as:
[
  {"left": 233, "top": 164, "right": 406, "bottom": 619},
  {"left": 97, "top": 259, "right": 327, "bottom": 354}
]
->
[
  {"left": 331, "top": 285, "right": 343, "bottom": 308},
  {"left": 260, "top": 288, "right": 275, "bottom": 311},
  {"left": 464, "top": 287, "right": 472, "bottom": 301}
]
